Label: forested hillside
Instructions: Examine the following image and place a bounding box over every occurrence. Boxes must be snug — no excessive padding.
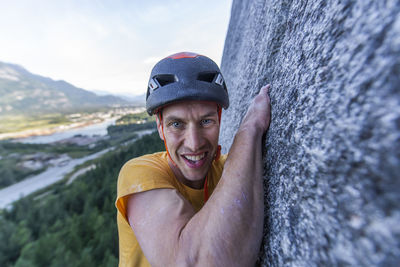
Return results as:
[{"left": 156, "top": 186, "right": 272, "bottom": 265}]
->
[{"left": 0, "top": 132, "right": 164, "bottom": 266}]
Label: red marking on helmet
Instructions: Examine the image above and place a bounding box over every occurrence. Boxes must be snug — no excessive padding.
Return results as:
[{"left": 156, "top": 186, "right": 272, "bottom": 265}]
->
[{"left": 167, "top": 52, "right": 200, "bottom": 59}]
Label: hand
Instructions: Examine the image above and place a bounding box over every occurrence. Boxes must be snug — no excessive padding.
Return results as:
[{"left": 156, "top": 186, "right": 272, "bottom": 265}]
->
[{"left": 241, "top": 84, "right": 271, "bottom": 134}]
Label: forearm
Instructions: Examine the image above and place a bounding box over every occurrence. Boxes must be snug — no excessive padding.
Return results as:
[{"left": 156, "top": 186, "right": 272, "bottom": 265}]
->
[
  {"left": 179, "top": 126, "right": 265, "bottom": 266},
  {"left": 211, "top": 126, "right": 265, "bottom": 264}
]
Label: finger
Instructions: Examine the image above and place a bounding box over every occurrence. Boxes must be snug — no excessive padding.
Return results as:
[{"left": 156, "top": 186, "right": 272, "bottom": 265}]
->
[{"left": 260, "top": 84, "right": 270, "bottom": 94}]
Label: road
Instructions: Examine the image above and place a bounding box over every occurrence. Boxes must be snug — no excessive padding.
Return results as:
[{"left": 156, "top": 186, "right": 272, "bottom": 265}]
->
[{"left": 0, "top": 129, "right": 155, "bottom": 209}]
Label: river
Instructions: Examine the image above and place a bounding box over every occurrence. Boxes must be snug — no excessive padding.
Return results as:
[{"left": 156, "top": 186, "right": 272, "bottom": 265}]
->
[
  {"left": 16, "top": 118, "right": 118, "bottom": 144},
  {"left": 0, "top": 129, "right": 155, "bottom": 209}
]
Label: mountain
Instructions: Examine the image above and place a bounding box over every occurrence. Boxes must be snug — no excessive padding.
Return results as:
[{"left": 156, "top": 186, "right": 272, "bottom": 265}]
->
[
  {"left": 0, "top": 61, "right": 131, "bottom": 115},
  {"left": 91, "top": 90, "right": 146, "bottom": 105},
  {"left": 121, "top": 93, "right": 146, "bottom": 105}
]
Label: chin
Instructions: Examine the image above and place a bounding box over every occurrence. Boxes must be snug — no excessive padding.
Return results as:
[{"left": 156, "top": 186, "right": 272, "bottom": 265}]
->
[
  {"left": 172, "top": 149, "right": 216, "bottom": 182},
  {"left": 181, "top": 160, "right": 212, "bottom": 180}
]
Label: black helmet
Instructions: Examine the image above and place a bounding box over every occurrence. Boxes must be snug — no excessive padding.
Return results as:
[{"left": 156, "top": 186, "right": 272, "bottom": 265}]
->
[{"left": 146, "top": 52, "right": 229, "bottom": 115}]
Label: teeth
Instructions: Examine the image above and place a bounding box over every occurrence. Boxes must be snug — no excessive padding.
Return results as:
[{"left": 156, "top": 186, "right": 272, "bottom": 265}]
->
[{"left": 184, "top": 153, "right": 205, "bottom": 161}]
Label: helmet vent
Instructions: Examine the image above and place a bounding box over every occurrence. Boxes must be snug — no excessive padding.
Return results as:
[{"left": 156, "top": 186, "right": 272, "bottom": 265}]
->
[
  {"left": 197, "top": 72, "right": 218, "bottom": 83},
  {"left": 154, "top": 74, "right": 177, "bottom": 86},
  {"left": 215, "top": 73, "right": 224, "bottom": 86}
]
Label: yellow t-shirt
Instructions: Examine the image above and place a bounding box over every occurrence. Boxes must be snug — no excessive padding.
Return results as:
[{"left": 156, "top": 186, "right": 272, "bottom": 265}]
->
[{"left": 115, "top": 151, "right": 227, "bottom": 267}]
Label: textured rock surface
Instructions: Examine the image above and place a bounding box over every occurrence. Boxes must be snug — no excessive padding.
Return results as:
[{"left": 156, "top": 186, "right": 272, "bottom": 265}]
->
[{"left": 219, "top": 0, "right": 400, "bottom": 266}]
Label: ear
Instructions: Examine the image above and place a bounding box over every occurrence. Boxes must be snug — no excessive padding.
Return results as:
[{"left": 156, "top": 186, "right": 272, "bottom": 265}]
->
[{"left": 155, "top": 115, "right": 164, "bottom": 141}]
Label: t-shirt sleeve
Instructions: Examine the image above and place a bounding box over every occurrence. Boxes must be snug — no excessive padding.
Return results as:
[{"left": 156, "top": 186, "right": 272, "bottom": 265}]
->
[{"left": 115, "top": 156, "right": 175, "bottom": 224}]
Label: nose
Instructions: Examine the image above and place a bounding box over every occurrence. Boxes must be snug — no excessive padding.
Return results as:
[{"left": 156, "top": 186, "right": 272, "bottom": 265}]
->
[{"left": 184, "top": 125, "right": 204, "bottom": 152}]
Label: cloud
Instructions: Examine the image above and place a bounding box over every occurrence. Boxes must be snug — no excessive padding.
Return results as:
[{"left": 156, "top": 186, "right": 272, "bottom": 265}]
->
[{"left": 0, "top": 0, "right": 232, "bottom": 96}]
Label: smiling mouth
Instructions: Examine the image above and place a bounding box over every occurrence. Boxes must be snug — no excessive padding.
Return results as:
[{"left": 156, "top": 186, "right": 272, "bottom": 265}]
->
[
  {"left": 181, "top": 152, "right": 207, "bottom": 168},
  {"left": 183, "top": 153, "right": 206, "bottom": 161}
]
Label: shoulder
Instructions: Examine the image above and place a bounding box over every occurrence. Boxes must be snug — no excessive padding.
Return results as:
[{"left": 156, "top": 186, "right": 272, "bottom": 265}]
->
[
  {"left": 117, "top": 151, "right": 174, "bottom": 197},
  {"left": 116, "top": 151, "right": 176, "bottom": 222},
  {"left": 208, "top": 153, "right": 227, "bottom": 183},
  {"left": 120, "top": 151, "right": 169, "bottom": 174},
  {"left": 213, "top": 153, "right": 228, "bottom": 170},
  {"left": 218, "top": 153, "right": 228, "bottom": 164}
]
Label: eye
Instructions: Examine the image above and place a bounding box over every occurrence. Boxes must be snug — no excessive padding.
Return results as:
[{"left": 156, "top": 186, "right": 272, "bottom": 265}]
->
[
  {"left": 201, "top": 119, "right": 213, "bottom": 126},
  {"left": 169, "top": 121, "right": 182, "bottom": 128}
]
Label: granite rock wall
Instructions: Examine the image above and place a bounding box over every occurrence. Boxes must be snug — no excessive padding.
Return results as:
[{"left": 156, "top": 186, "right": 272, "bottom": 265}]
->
[{"left": 219, "top": 0, "right": 400, "bottom": 266}]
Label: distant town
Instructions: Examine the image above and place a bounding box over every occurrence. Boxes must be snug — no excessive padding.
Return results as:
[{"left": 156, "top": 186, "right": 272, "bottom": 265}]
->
[{"left": 0, "top": 106, "right": 145, "bottom": 140}]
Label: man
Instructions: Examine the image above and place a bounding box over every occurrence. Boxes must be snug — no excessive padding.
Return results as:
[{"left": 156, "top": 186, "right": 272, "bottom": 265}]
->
[{"left": 115, "top": 52, "right": 271, "bottom": 266}]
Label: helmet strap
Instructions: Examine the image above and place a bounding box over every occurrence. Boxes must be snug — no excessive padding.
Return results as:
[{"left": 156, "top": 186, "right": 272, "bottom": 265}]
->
[
  {"left": 215, "top": 106, "right": 222, "bottom": 161},
  {"left": 215, "top": 145, "right": 221, "bottom": 161},
  {"left": 217, "top": 106, "right": 222, "bottom": 124},
  {"left": 206, "top": 106, "right": 221, "bottom": 202},
  {"left": 204, "top": 175, "right": 209, "bottom": 202},
  {"left": 158, "top": 112, "right": 177, "bottom": 167}
]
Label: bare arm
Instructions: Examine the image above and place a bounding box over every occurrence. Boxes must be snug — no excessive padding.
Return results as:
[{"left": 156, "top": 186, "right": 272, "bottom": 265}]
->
[{"left": 127, "top": 85, "right": 271, "bottom": 266}]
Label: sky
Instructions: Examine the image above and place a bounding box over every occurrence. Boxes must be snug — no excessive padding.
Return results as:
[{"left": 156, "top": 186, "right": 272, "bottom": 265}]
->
[{"left": 0, "top": 0, "right": 232, "bottom": 96}]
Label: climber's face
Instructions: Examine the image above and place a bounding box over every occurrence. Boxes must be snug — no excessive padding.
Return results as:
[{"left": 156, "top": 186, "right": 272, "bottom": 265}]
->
[{"left": 156, "top": 101, "right": 220, "bottom": 189}]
